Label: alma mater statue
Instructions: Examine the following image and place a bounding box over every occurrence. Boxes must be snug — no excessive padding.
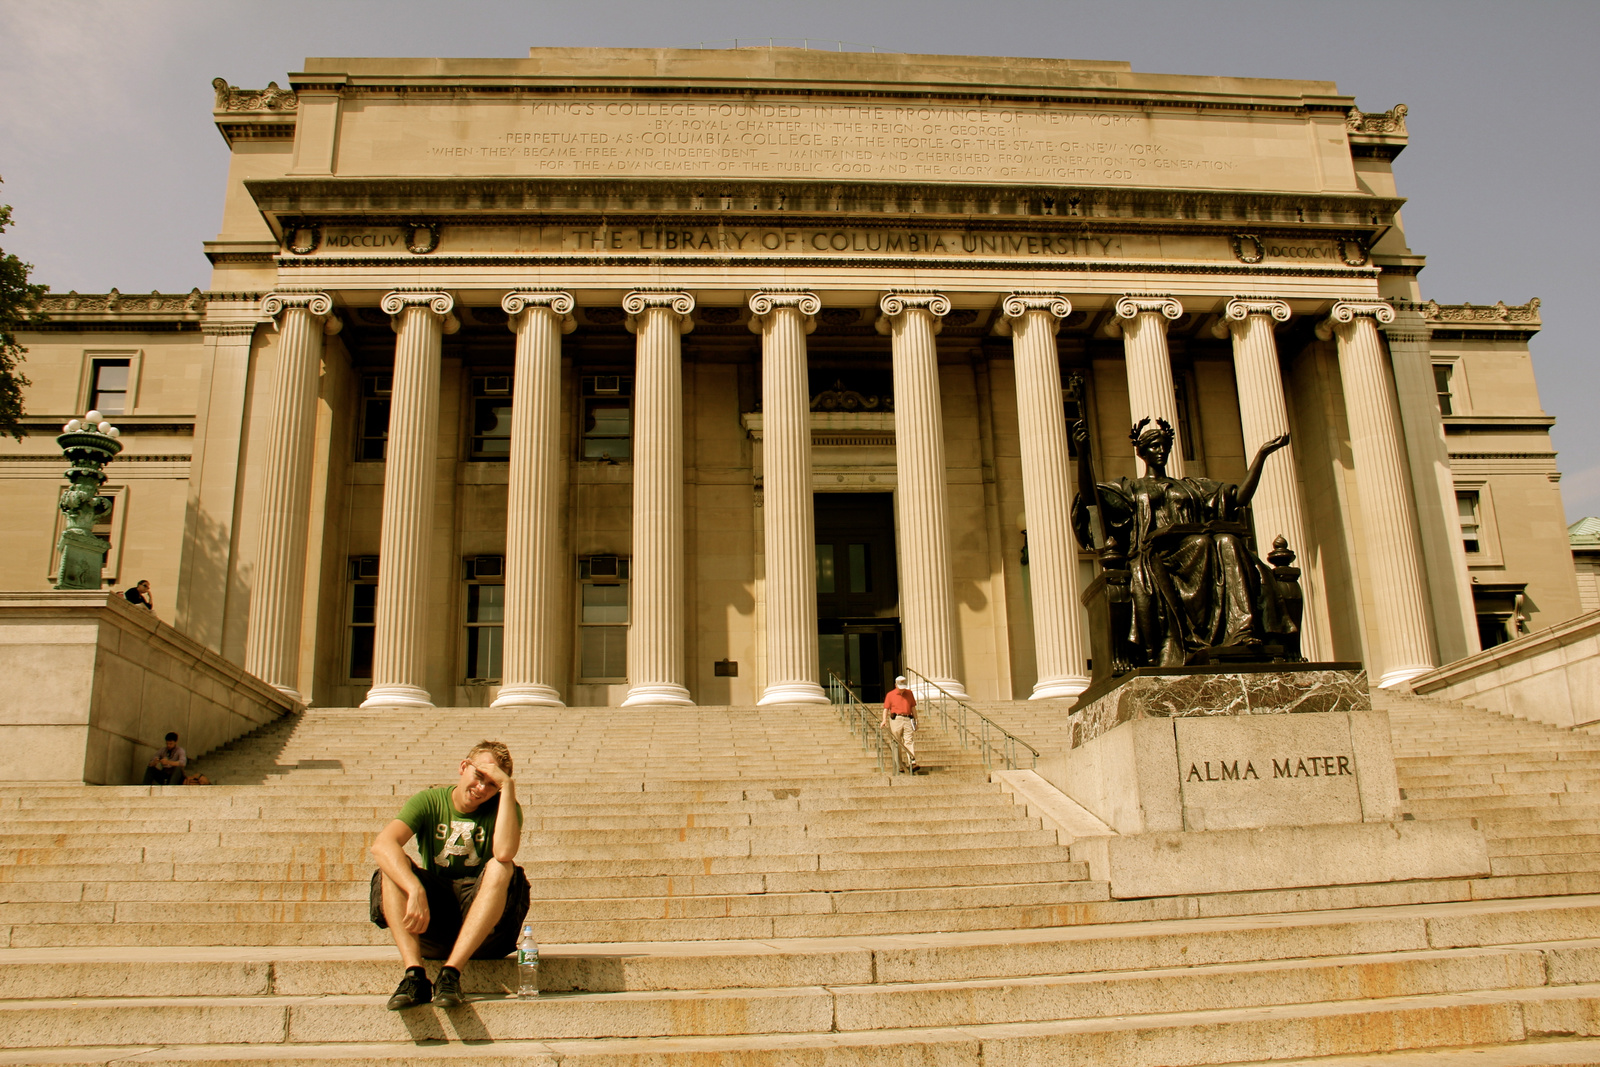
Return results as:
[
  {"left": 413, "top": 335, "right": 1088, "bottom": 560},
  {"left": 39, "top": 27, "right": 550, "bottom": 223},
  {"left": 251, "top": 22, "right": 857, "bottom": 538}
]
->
[{"left": 1069, "top": 406, "right": 1305, "bottom": 677}]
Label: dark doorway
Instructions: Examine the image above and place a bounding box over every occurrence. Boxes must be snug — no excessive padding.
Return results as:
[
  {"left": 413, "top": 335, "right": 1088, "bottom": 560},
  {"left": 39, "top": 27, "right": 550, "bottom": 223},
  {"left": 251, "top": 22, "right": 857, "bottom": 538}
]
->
[{"left": 815, "top": 493, "right": 901, "bottom": 701}]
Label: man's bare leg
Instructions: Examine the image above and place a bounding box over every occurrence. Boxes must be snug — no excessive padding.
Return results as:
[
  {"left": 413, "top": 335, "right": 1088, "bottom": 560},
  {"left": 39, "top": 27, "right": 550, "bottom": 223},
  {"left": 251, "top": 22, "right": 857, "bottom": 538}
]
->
[
  {"left": 443, "top": 858, "right": 513, "bottom": 970},
  {"left": 379, "top": 873, "right": 426, "bottom": 969}
]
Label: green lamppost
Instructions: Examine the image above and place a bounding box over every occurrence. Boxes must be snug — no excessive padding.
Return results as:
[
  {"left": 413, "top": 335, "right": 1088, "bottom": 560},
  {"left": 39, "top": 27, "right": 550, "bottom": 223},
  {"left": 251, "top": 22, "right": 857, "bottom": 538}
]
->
[{"left": 53, "top": 410, "right": 123, "bottom": 590}]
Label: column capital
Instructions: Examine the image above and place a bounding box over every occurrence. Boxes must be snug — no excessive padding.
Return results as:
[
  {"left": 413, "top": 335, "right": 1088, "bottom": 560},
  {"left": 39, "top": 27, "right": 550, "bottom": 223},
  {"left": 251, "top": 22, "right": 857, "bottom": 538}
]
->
[
  {"left": 994, "top": 293, "right": 1071, "bottom": 337},
  {"left": 624, "top": 290, "right": 695, "bottom": 334},
  {"left": 876, "top": 291, "right": 949, "bottom": 335},
  {"left": 747, "top": 290, "right": 820, "bottom": 334},
  {"left": 381, "top": 289, "right": 459, "bottom": 334},
  {"left": 502, "top": 290, "right": 576, "bottom": 334},
  {"left": 1316, "top": 299, "right": 1395, "bottom": 339},
  {"left": 1213, "top": 297, "right": 1290, "bottom": 338},
  {"left": 1114, "top": 294, "right": 1183, "bottom": 320},
  {"left": 261, "top": 290, "right": 341, "bottom": 335}
]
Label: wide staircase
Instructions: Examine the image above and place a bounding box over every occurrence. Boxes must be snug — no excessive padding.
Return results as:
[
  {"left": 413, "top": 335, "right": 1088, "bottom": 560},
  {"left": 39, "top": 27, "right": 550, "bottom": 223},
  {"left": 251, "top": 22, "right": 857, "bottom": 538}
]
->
[{"left": 3, "top": 693, "right": 1600, "bottom": 1064}]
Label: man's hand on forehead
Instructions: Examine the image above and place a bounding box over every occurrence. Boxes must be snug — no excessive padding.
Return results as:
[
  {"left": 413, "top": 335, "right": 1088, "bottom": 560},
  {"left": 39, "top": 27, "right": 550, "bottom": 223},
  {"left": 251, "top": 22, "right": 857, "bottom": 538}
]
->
[{"left": 470, "top": 752, "right": 509, "bottom": 784}]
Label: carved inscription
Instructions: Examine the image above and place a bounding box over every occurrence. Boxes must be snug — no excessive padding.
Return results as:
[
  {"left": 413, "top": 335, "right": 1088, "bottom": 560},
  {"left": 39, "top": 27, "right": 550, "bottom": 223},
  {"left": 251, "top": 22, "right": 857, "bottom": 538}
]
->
[
  {"left": 1184, "top": 755, "right": 1353, "bottom": 783},
  {"left": 337, "top": 99, "right": 1344, "bottom": 190}
]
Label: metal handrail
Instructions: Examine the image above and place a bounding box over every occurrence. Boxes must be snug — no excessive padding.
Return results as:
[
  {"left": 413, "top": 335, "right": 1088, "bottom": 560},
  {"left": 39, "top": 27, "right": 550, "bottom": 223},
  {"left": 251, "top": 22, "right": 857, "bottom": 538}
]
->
[
  {"left": 902, "top": 668, "right": 1040, "bottom": 771},
  {"left": 825, "top": 671, "right": 906, "bottom": 774}
]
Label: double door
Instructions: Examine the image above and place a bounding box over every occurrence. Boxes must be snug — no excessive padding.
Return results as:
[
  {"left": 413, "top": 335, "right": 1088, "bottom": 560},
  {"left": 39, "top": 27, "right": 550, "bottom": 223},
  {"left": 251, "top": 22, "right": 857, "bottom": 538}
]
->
[{"left": 814, "top": 493, "right": 900, "bottom": 702}]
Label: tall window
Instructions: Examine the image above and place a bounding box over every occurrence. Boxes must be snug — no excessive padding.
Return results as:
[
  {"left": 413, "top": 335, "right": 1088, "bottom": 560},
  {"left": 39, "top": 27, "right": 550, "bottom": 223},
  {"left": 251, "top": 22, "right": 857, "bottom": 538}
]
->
[
  {"left": 581, "top": 375, "right": 633, "bottom": 460},
  {"left": 89, "top": 359, "right": 131, "bottom": 415},
  {"left": 578, "top": 555, "right": 630, "bottom": 681},
  {"left": 347, "top": 557, "right": 379, "bottom": 679},
  {"left": 1173, "top": 375, "right": 1196, "bottom": 462},
  {"left": 463, "top": 556, "right": 505, "bottom": 680},
  {"left": 470, "top": 376, "right": 513, "bottom": 459},
  {"left": 358, "top": 377, "right": 392, "bottom": 461},
  {"left": 1457, "top": 492, "right": 1482, "bottom": 554},
  {"left": 1434, "top": 364, "right": 1456, "bottom": 416}
]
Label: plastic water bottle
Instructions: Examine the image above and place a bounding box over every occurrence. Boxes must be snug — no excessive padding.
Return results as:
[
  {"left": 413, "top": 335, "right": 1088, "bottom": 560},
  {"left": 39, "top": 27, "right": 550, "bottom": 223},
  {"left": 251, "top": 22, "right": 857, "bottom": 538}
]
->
[{"left": 517, "top": 924, "right": 539, "bottom": 998}]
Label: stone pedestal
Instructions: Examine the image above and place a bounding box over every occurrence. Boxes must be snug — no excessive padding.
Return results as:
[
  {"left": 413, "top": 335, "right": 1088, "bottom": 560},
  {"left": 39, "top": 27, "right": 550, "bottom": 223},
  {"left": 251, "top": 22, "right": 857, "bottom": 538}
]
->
[{"left": 1037, "top": 665, "right": 1489, "bottom": 897}]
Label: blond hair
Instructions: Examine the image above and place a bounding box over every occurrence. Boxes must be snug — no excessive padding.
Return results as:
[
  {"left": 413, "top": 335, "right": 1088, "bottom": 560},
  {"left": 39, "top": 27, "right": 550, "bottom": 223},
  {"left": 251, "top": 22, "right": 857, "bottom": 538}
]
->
[{"left": 466, "top": 740, "right": 513, "bottom": 777}]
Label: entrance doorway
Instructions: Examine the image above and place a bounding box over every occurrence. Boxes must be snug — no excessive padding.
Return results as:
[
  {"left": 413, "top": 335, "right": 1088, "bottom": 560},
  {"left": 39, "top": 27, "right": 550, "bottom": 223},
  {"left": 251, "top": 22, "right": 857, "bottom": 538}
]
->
[{"left": 814, "top": 493, "right": 900, "bottom": 702}]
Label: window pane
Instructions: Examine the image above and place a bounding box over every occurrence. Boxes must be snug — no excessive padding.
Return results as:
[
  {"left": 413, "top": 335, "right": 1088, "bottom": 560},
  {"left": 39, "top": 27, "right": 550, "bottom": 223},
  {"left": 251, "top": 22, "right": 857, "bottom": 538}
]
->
[
  {"left": 816, "top": 544, "right": 836, "bottom": 593},
  {"left": 95, "top": 364, "right": 130, "bottom": 391},
  {"left": 1434, "top": 365, "right": 1454, "bottom": 416},
  {"left": 580, "top": 625, "right": 627, "bottom": 678},
  {"left": 467, "top": 624, "right": 502, "bottom": 679},
  {"left": 847, "top": 544, "right": 869, "bottom": 593},
  {"left": 473, "top": 399, "right": 513, "bottom": 455},
  {"left": 349, "top": 627, "right": 374, "bottom": 679},
  {"left": 351, "top": 583, "right": 377, "bottom": 625},
  {"left": 360, "top": 397, "right": 391, "bottom": 460},
  {"left": 468, "top": 583, "right": 504, "bottom": 623},
  {"left": 586, "top": 402, "right": 630, "bottom": 436},
  {"left": 581, "top": 583, "right": 628, "bottom": 623}
]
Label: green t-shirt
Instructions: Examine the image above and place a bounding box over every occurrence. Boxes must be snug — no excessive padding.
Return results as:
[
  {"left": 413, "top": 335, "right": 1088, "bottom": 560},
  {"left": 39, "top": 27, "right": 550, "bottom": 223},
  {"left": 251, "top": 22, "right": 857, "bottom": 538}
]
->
[{"left": 395, "top": 786, "right": 523, "bottom": 874}]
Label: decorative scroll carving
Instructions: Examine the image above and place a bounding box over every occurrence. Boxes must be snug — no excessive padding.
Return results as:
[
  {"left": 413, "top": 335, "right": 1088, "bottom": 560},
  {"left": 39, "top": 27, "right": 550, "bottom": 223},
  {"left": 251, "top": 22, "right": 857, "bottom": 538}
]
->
[
  {"left": 623, "top": 290, "right": 695, "bottom": 335},
  {"left": 810, "top": 380, "right": 891, "bottom": 413},
  {"left": 501, "top": 290, "right": 576, "bottom": 334},
  {"left": 878, "top": 291, "right": 951, "bottom": 318},
  {"left": 1418, "top": 298, "right": 1541, "bottom": 325},
  {"left": 1001, "top": 292, "right": 1072, "bottom": 320},
  {"left": 261, "top": 291, "right": 333, "bottom": 319},
  {"left": 1223, "top": 298, "right": 1291, "bottom": 323},
  {"left": 1115, "top": 295, "right": 1183, "bottom": 321},
  {"left": 1345, "top": 104, "right": 1407, "bottom": 134},
  {"left": 748, "top": 291, "right": 821, "bottom": 317},
  {"left": 38, "top": 289, "right": 207, "bottom": 319},
  {"left": 212, "top": 78, "right": 298, "bottom": 113},
  {"left": 381, "top": 290, "right": 457, "bottom": 334},
  {"left": 1316, "top": 300, "right": 1395, "bottom": 340}
]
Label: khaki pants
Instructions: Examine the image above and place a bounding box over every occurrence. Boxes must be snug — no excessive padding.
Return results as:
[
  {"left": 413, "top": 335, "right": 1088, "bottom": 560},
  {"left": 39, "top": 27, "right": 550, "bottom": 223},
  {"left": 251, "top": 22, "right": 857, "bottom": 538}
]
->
[{"left": 888, "top": 715, "right": 917, "bottom": 770}]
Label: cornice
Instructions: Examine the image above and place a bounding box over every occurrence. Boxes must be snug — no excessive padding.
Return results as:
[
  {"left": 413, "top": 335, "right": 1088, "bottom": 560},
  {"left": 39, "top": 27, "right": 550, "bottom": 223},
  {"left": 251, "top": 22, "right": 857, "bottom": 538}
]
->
[
  {"left": 212, "top": 79, "right": 297, "bottom": 148},
  {"left": 1398, "top": 297, "right": 1541, "bottom": 329},
  {"left": 213, "top": 79, "right": 298, "bottom": 113},
  {"left": 245, "top": 178, "right": 1404, "bottom": 238},
  {"left": 1346, "top": 104, "right": 1407, "bottom": 136}
]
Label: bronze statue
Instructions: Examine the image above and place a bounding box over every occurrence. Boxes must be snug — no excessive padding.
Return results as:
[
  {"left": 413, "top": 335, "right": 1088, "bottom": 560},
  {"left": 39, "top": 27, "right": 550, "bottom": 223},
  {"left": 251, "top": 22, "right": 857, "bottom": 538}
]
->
[{"left": 1069, "top": 394, "right": 1304, "bottom": 679}]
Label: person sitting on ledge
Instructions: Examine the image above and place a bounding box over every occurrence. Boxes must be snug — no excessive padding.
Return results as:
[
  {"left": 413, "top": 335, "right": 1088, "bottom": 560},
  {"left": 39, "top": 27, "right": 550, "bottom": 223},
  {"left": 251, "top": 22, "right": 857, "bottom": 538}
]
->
[
  {"left": 369, "top": 740, "right": 529, "bottom": 1011},
  {"left": 141, "top": 732, "right": 186, "bottom": 786},
  {"left": 123, "top": 579, "right": 153, "bottom": 611}
]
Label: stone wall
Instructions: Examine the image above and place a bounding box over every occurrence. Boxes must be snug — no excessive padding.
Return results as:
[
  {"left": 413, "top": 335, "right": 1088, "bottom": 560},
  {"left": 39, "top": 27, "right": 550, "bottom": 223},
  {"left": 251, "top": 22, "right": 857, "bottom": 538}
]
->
[
  {"left": 1410, "top": 609, "right": 1600, "bottom": 730},
  {"left": 0, "top": 591, "right": 297, "bottom": 783}
]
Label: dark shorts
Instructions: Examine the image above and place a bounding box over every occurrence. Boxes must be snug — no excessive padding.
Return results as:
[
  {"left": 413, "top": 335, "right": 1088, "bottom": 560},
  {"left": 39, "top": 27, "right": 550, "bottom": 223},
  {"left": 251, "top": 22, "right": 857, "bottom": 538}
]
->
[{"left": 369, "top": 862, "right": 531, "bottom": 960}]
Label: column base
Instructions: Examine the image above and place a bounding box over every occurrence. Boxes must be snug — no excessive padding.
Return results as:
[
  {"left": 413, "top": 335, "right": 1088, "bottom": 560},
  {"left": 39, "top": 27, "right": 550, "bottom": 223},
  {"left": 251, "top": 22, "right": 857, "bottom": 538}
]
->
[
  {"left": 269, "top": 683, "right": 307, "bottom": 707},
  {"left": 491, "top": 684, "right": 566, "bottom": 708},
  {"left": 758, "top": 681, "right": 830, "bottom": 705},
  {"left": 914, "top": 677, "right": 970, "bottom": 701},
  {"left": 621, "top": 684, "right": 695, "bottom": 707},
  {"left": 1378, "top": 664, "right": 1436, "bottom": 689},
  {"left": 1030, "top": 676, "right": 1091, "bottom": 701},
  {"left": 360, "top": 684, "right": 434, "bottom": 709}
]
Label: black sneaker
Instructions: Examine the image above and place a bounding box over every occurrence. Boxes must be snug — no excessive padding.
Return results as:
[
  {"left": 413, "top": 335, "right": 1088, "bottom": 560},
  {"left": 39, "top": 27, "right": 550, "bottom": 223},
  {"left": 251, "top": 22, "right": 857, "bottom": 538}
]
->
[
  {"left": 386, "top": 969, "right": 432, "bottom": 1011},
  {"left": 434, "top": 966, "right": 465, "bottom": 1009}
]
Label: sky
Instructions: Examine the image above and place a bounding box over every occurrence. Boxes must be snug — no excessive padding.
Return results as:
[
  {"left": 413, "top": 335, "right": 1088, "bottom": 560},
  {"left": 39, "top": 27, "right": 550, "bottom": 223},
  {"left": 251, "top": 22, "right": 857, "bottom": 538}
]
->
[{"left": 1, "top": 0, "right": 1597, "bottom": 516}]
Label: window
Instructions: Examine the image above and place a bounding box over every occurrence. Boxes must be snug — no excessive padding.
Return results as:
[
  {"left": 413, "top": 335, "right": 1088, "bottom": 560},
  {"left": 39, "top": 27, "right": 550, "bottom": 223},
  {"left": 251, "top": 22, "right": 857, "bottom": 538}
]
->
[
  {"left": 347, "top": 557, "right": 379, "bottom": 679},
  {"left": 463, "top": 556, "right": 505, "bottom": 680},
  {"left": 1434, "top": 364, "right": 1456, "bottom": 416},
  {"left": 1173, "top": 375, "right": 1196, "bottom": 462},
  {"left": 581, "top": 375, "right": 633, "bottom": 460},
  {"left": 816, "top": 544, "right": 836, "bottom": 593},
  {"left": 470, "top": 376, "right": 513, "bottom": 459},
  {"left": 89, "top": 359, "right": 131, "bottom": 415},
  {"left": 1457, "top": 492, "right": 1482, "bottom": 554},
  {"left": 578, "top": 555, "right": 630, "bottom": 681},
  {"left": 358, "top": 377, "right": 392, "bottom": 461},
  {"left": 816, "top": 542, "right": 870, "bottom": 594}
]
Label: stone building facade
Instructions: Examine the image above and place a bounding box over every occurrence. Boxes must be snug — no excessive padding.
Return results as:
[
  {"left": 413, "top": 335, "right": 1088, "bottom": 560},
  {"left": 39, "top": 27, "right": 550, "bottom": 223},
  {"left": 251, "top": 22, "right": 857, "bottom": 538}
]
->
[{"left": 0, "top": 49, "right": 1582, "bottom": 708}]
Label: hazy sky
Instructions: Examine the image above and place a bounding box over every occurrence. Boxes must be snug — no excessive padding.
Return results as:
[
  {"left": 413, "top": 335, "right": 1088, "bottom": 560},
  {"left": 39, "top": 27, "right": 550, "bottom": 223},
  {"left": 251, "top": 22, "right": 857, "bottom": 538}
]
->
[{"left": 2, "top": 0, "right": 1597, "bottom": 516}]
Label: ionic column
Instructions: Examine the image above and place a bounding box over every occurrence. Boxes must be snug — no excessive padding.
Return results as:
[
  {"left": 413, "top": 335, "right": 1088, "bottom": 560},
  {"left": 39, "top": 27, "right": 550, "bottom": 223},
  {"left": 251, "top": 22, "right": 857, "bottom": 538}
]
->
[
  {"left": 1110, "top": 295, "right": 1186, "bottom": 476},
  {"left": 493, "top": 291, "right": 576, "bottom": 708},
  {"left": 621, "top": 291, "right": 696, "bottom": 707},
  {"left": 362, "top": 291, "right": 458, "bottom": 709},
  {"left": 750, "top": 291, "right": 829, "bottom": 705},
  {"left": 877, "top": 292, "right": 967, "bottom": 698},
  {"left": 1218, "top": 298, "right": 1326, "bottom": 660},
  {"left": 1317, "top": 301, "right": 1436, "bottom": 686},
  {"left": 998, "top": 293, "right": 1090, "bottom": 699},
  {"left": 245, "top": 291, "right": 340, "bottom": 702}
]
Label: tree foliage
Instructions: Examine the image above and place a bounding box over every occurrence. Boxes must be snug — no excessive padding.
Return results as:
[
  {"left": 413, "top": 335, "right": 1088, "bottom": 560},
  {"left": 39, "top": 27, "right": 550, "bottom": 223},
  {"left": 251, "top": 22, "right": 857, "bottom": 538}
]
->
[{"left": 0, "top": 177, "right": 47, "bottom": 441}]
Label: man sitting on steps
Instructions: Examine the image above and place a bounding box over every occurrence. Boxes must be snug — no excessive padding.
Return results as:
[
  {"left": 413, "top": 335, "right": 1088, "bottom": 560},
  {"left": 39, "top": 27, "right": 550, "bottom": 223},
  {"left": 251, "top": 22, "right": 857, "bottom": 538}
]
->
[{"left": 369, "top": 740, "right": 530, "bottom": 1011}]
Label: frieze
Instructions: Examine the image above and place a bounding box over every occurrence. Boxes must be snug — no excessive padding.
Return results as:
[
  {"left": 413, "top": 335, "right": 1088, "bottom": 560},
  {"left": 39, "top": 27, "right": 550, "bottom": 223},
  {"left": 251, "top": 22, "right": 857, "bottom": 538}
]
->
[
  {"left": 1346, "top": 104, "right": 1408, "bottom": 136},
  {"left": 1414, "top": 298, "right": 1541, "bottom": 326},
  {"left": 39, "top": 289, "right": 204, "bottom": 315},
  {"left": 212, "top": 78, "right": 298, "bottom": 113}
]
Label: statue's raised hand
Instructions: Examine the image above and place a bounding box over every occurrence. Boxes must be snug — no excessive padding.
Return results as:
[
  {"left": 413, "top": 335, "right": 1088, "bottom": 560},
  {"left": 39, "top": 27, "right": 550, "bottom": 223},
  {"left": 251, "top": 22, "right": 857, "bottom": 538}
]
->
[
  {"left": 1070, "top": 420, "right": 1091, "bottom": 451},
  {"left": 1261, "top": 433, "right": 1290, "bottom": 454}
]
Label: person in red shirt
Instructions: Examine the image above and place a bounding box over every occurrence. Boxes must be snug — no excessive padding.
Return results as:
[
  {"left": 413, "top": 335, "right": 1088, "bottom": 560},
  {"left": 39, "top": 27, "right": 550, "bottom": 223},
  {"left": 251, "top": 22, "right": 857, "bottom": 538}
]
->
[{"left": 880, "top": 675, "right": 919, "bottom": 773}]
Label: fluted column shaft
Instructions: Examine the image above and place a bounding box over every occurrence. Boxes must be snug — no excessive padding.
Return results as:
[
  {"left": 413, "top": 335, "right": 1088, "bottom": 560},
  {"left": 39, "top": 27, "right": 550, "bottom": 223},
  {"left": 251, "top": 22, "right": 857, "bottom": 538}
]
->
[
  {"left": 752, "top": 292, "right": 829, "bottom": 705},
  {"left": 362, "top": 292, "right": 456, "bottom": 708},
  {"left": 1113, "top": 295, "right": 1186, "bottom": 477},
  {"left": 245, "top": 292, "right": 338, "bottom": 702},
  {"left": 1001, "top": 294, "right": 1090, "bottom": 699},
  {"left": 1319, "top": 302, "right": 1436, "bottom": 686},
  {"left": 878, "top": 292, "right": 967, "bottom": 698},
  {"left": 1222, "top": 299, "right": 1326, "bottom": 660},
  {"left": 622, "top": 291, "right": 696, "bottom": 707},
  {"left": 493, "top": 291, "right": 575, "bottom": 708}
]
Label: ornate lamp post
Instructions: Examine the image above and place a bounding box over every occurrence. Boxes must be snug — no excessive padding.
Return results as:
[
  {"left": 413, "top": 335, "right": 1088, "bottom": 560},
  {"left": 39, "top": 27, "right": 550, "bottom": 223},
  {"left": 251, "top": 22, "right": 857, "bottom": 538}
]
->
[{"left": 53, "top": 410, "right": 123, "bottom": 590}]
